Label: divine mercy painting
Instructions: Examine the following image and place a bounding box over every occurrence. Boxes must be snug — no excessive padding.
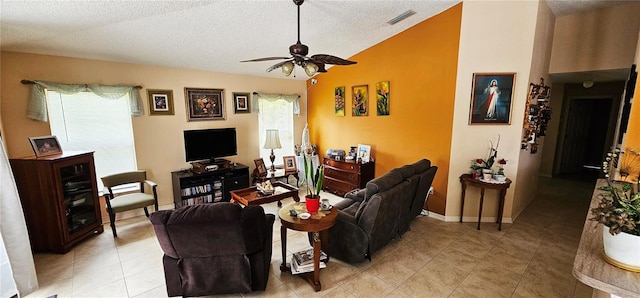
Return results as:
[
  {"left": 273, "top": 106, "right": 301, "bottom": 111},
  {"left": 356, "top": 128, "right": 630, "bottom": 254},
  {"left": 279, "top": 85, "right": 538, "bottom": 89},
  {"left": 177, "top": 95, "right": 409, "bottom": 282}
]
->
[{"left": 469, "top": 73, "right": 515, "bottom": 124}]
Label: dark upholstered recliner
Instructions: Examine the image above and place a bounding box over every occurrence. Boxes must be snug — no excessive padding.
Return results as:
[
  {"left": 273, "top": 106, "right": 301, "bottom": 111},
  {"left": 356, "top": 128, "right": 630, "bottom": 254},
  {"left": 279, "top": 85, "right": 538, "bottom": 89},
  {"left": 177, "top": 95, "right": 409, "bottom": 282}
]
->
[
  {"left": 326, "top": 159, "right": 437, "bottom": 263},
  {"left": 150, "top": 203, "right": 275, "bottom": 297}
]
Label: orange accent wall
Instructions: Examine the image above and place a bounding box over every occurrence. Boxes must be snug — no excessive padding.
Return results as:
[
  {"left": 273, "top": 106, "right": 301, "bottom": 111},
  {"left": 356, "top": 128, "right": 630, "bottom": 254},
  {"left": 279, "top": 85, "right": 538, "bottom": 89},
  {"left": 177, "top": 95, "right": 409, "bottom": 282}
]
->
[
  {"left": 306, "top": 4, "right": 462, "bottom": 215},
  {"left": 626, "top": 81, "right": 640, "bottom": 149}
]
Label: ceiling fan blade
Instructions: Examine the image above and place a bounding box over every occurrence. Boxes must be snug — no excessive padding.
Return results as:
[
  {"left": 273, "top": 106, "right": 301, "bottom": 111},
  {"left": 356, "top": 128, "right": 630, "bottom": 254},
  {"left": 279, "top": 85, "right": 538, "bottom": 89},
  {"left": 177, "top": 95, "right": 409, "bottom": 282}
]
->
[
  {"left": 310, "top": 54, "right": 357, "bottom": 65},
  {"left": 266, "top": 60, "right": 294, "bottom": 72},
  {"left": 240, "top": 57, "right": 291, "bottom": 62}
]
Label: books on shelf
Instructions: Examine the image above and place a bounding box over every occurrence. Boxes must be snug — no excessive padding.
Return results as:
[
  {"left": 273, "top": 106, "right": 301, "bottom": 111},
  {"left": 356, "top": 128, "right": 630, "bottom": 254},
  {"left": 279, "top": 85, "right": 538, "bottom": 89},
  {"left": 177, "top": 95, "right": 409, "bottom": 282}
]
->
[{"left": 290, "top": 255, "right": 326, "bottom": 275}]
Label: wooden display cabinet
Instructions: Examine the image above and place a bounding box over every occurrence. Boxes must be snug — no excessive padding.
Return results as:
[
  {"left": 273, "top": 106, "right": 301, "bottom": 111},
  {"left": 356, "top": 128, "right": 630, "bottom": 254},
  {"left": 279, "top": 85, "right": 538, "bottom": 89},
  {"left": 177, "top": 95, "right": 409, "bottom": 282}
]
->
[{"left": 10, "top": 151, "right": 103, "bottom": 253}]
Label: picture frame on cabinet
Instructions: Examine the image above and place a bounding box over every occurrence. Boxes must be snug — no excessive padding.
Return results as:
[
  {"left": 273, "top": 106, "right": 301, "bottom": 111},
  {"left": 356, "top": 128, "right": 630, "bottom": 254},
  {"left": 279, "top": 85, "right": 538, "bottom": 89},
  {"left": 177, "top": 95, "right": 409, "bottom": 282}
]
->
[
  {"left": 233, "top": 92, "right": 251, "bottom": 114},
  {"left": 357, "top": 144, "right": 371, "bottom": 163},
  {"left": 29, "top": 135, "right": 62, "bottom": 157},
  {"left": 185, "top": 87, "right": 225, "bottom": 121},
  {"left": 147, "top": 89, "right": 174, "bottom": 115},
  {"left": 469, "top": 73, "right": 516, "bottom": 125}
]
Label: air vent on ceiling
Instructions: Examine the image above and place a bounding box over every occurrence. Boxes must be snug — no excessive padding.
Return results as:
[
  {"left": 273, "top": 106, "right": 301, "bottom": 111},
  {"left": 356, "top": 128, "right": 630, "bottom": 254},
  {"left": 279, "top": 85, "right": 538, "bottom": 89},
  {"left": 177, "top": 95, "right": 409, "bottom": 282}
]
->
[{"left": 387, "top": 9, "right": 416, "bottom": 25}]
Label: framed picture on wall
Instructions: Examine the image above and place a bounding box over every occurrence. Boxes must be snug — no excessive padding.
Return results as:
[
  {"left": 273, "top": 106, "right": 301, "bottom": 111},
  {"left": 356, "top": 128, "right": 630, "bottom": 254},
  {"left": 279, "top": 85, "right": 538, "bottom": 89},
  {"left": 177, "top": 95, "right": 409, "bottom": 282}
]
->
[
  {"left": 185, "top": 87, "right": 225, "bottom": 121},
  {"left": 147, "top": 89, "right": 174, "bottom": 115},
  {"left": 335, "top": 86, "right": 345, "bottom": 116},
  {"left": 376, "top": 81, "right": 390, "bottom": 116},
  {"left": 469, "top": 73, "right": 516, "bottom": 124},
  {"left": 352, "top": 85, "right": 368, "bottom": 116},
  {"left": 233, "top": 92, "right": 251, "bottom": 114}
]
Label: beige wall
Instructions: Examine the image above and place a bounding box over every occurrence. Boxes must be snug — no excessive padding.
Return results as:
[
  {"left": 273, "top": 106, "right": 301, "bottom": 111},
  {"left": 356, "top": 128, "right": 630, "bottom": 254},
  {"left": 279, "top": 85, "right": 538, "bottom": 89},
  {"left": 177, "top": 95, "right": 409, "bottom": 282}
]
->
[
  {"left": 447, "top": 0, "right": 542, "bottom": 222},
  {"left": 549, "top": 2, "right": 640, "bottom": 75},
  {"left": 0, "top": 51, "right": 306, "bottom": 205}
]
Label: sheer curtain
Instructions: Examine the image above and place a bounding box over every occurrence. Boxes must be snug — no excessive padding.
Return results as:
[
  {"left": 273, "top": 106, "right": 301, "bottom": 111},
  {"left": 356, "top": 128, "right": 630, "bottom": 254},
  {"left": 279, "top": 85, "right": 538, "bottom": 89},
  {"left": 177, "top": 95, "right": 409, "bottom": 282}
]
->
[
  {"left": 254, "top": 92, "right": 299, "bottom": 166},
  {"left": 0, "top": 137, "right": 38, "bottom": 296}
]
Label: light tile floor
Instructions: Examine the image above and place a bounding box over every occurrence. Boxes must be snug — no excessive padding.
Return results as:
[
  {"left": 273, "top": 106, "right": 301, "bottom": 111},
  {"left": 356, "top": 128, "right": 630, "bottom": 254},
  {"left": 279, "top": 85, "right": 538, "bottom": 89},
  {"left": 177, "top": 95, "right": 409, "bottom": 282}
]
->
[{"left": 26, "top": 175, "right": 597, "bottom": 297}]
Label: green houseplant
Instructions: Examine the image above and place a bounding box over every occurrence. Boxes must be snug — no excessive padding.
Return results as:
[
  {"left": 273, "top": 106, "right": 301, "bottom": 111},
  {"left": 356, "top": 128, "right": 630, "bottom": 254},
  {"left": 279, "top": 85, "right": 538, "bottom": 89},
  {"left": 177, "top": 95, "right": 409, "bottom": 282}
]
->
[{"left": 303, "top": 155, "right": 323, "bottom": 214}]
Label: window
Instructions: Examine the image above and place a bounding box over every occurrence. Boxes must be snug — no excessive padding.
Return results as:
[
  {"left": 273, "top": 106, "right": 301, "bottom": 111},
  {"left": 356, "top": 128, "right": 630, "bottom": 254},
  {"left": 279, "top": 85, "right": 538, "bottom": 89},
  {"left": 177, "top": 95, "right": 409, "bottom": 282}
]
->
[
  {"left": 46, "top": 91, "right": 137, "bottom": 190},
  {"left": 258, "top": 99, "right": 294, "bottom": 166}
]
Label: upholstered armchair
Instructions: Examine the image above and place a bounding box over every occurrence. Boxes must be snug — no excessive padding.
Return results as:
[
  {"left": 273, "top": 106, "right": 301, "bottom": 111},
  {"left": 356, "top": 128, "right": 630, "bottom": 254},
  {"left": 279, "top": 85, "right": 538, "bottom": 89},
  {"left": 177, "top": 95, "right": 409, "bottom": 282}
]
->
[{"left": 150, "top": 203, "right": 275, "bottom": 297}]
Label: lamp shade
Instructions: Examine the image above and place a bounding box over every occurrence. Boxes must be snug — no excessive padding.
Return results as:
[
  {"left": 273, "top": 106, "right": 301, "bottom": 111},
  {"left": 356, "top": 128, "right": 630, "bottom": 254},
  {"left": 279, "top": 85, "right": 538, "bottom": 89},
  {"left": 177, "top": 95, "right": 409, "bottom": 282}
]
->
[
  {"left": 304, "top": 62, "right": 318, "bottom": 77},
  {"left": 281, "top": 62, "right": 294, "bottom": 77},
  {"left": 263, "top": 129, "right": 282, "bottom": 149}
]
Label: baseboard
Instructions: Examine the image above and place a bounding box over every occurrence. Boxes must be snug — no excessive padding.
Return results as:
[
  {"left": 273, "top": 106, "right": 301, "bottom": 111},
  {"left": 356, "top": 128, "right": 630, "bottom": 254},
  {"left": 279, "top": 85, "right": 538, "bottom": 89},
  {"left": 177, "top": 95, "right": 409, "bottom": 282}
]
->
[{"left": 424, "top": 212, "right": 513, "bottom": 224}]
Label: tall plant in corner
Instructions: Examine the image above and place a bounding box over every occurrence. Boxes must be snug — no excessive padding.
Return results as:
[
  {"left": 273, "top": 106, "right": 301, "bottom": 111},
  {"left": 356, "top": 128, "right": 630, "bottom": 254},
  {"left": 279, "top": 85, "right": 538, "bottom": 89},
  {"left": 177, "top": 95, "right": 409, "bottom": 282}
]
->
[{"left": 303, "top": 155, "right": 324, "bottom": 199}]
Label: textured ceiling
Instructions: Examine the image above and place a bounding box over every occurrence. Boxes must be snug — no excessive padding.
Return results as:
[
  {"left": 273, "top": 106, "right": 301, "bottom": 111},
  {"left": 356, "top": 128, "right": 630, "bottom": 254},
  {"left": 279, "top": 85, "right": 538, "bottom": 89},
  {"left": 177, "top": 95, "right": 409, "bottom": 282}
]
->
[{"left": 0, "top": 0, "right": 624, "bottom": 80}]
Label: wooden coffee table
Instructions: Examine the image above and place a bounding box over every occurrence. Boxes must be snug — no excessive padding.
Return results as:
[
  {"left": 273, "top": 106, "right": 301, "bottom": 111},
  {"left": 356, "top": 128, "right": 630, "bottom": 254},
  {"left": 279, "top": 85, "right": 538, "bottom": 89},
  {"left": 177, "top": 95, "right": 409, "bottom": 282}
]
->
[
  {"left": 278, "top": 202, "right": 338, "bottom": 291},
  {"left": 229, "top": 181, "right": 299, "bottom": 207}
]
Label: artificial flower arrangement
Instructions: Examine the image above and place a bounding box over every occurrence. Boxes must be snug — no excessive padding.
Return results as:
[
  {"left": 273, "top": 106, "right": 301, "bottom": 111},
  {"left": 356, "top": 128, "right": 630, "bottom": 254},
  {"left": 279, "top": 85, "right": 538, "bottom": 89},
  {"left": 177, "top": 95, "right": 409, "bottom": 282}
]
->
[
  {"left": 591, "top": 147, "right": 640, "bottom": 236},
  {"left": 469, "top": 135, "right": 506, "bottom": 178}
]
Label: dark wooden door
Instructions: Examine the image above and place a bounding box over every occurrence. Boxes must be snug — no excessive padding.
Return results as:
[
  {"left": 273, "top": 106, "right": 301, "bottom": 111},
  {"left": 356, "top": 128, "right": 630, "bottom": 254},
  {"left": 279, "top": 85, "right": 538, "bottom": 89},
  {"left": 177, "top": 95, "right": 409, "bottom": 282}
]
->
[{"left": 559, "top": 98, "right": 612, "bottom": 174}]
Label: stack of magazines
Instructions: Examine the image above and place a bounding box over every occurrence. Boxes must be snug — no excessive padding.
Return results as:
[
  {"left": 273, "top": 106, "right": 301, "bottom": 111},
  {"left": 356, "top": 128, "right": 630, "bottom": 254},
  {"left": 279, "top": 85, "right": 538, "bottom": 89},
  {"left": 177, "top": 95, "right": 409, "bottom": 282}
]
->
[{"left": 290, "top": 248, "right": 328, "bottom": 275}]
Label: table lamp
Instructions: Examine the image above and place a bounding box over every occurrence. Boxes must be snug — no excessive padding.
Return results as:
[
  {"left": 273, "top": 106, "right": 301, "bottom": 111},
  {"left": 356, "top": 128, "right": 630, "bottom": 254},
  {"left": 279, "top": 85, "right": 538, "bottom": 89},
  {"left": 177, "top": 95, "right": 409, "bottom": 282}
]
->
[{"left": 263, "top": 129, "right": 282, "bottom": 172}]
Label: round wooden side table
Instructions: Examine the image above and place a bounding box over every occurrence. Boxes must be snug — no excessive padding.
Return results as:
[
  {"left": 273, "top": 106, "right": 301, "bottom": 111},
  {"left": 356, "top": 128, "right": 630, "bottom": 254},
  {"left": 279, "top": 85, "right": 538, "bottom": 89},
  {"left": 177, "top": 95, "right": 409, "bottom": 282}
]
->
[
  {"left": 459, "top": 173, "right": 512, "bottom": 230},
  {"left": 278, "top": 202, "right": 337, "bottom": 291}
]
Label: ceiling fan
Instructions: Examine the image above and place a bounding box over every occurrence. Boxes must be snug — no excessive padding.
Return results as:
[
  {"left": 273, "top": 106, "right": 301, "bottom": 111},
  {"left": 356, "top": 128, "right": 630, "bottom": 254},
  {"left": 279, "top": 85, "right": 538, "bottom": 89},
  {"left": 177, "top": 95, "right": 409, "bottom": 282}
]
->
[{"left": 240, "top": 0, "right": 357, "bottom": 77}]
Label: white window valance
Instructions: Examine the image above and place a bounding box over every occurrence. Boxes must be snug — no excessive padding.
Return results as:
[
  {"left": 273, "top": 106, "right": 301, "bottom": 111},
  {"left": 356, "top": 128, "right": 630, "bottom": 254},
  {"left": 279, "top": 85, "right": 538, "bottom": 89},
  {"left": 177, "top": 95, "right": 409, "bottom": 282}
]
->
[
  {"left": 26, "top": 80, "right": 143, "bottom": 122},
  {"left": 252, "top": 92, "right": 300, "bottom": 115}
]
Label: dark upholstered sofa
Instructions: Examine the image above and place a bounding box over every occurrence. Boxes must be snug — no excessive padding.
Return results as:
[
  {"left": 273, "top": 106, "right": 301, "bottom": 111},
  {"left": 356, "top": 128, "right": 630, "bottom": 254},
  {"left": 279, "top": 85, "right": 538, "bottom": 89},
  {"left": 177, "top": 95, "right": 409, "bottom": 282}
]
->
[
  {"left": 150, "top": 203, "right": 275, "bottom": 297},
  {"left": 326, "top": 159, "right": 437, "bottom": 263}
]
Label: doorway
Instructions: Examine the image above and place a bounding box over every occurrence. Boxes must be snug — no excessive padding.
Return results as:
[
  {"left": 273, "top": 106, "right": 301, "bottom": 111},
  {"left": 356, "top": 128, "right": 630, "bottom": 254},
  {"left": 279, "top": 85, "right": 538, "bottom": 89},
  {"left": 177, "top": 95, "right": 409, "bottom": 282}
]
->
[{"left": 557, "top": 97, "right": 614, "bottom": 178}]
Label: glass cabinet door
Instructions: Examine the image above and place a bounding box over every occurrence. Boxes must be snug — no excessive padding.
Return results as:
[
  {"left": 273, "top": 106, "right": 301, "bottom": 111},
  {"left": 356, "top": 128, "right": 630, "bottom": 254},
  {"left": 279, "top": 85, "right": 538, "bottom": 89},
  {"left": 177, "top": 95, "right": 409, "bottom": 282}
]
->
[{"left": 59, "top": 162, "right": 98, "bottom": 234}]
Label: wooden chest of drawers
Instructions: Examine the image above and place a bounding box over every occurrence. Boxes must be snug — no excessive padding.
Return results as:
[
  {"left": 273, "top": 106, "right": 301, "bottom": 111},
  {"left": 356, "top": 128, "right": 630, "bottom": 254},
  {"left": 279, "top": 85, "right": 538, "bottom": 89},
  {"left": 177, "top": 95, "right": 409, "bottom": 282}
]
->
[{"left": 322, "top": 157, "right": 375, "bottom": 197}]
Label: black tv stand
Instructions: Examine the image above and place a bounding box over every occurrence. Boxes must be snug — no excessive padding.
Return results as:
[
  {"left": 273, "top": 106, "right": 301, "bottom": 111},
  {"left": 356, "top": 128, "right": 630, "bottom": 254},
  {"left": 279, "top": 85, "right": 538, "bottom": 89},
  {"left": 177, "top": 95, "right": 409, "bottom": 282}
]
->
[{"left": 171, "top": 163, "right": 249, "bottom": 208}]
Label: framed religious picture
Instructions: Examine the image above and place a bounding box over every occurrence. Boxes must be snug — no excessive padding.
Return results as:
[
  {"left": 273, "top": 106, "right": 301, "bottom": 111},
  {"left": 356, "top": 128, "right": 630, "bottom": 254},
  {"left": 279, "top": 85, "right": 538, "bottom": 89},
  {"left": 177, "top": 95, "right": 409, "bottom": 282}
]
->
[
  {"left": 283, "top": 156, "right": 297, "bottom": 171},
  {"left": 147, "top": 89, "right": 174, "bottom": 115},
  {"left": 469, "top": 73, "right": 516, "bottom": 125},
  {"left": 254, "top": 158, "right": 268, "bottom": 175},
  {"left": 233, "top": 92, "right": 251, "bottom": 114},
  {"left": 185, "top": 87, "right": 225, "bottom": 121},
  {"left": 29, "top": 135, "right": 62, "bottom": 157},
  {"left": 352, "top": 85, "right": 368, "bottom": 116}
]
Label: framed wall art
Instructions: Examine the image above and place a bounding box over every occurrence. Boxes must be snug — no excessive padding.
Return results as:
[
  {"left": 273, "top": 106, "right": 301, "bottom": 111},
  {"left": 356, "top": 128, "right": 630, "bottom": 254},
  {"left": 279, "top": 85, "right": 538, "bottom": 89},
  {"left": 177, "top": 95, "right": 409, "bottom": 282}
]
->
[
  {"left": 29, "top": 135, "right": 62, "bottom": 157},
  {"left": 147, "top": 89, "right": 174, "bottom": 115},
  {"left": 376, "top": 81, "right": 390, "bottom": 116},
  {"left": 469, "top": 73, "right": 516, "bottom": 124},
  {"left": 233, "top": 92, "right": 251, "bottom": 114},
  {"left": 185, "top": 87, "right": 225, "bottom": 121},
  {"left": 335, "top": 86, "right": 345, "bottom": 116},
  {"left": 352, "top": 85, "right": 368, "bottom": 116}
]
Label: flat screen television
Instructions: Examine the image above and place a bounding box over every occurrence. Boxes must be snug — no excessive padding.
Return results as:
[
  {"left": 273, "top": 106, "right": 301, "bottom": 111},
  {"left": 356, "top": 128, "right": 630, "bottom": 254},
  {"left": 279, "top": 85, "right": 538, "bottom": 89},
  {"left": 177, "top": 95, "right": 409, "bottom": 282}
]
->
[{"left": 183, "top": 128, "right": 237, "bottom": 162}]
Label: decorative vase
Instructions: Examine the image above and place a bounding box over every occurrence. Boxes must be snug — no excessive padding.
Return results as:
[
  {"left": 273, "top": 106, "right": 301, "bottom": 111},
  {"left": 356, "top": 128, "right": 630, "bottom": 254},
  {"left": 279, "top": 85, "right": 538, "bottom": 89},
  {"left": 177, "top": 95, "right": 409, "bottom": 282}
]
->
[
  {"left": 482, "top": 169, "right": 492, "bottom": 181},
  {"left": 305, "top": 195, "right": 320, "bottom": 214},
  {"left": 602, "top": 229, "right": 640, "bottom": 272}
]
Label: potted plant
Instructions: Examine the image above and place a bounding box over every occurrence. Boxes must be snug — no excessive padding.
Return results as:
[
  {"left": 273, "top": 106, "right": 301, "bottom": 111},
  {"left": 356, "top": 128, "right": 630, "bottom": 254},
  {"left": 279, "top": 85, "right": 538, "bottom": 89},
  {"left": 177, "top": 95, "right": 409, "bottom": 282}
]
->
[
  {"left": 303, "top": 155, "right": 323, "bottom": 214},
  {"left": 591, "top": 148, "right": 640, "bottom": 271},
  {"left": 470, "top": 135, "right": 500, "bottom": 180}
]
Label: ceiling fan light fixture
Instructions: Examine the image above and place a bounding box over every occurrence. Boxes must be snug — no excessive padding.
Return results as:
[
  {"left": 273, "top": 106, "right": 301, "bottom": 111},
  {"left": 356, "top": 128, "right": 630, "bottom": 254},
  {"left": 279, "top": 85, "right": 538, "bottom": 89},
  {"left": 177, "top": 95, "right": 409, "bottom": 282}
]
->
[
  {"left": 304, "top": 62, "right": 318, "bottom": 77},
  {"left": 282, "top": 61, "right": 294, "bottom": 76}
]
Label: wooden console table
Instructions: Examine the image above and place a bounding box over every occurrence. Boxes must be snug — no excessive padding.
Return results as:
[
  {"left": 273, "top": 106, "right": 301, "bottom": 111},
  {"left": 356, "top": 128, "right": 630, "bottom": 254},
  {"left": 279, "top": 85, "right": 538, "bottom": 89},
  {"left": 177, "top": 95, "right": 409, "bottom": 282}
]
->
[
  {"left": 459, "top": 174, "right": 512, "bottom": 230},
  {"left": 573, "top": 179, "right": 640, "bottom": 297}
]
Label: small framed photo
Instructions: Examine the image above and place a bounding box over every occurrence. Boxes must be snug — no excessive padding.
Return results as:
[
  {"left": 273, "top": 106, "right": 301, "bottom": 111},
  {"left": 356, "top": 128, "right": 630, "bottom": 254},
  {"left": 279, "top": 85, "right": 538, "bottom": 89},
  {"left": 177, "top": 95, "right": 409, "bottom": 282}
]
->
[
  {"left": 147, "top": 89, "right": 174, "bottom": 115},
  {"left": 233, "top": 92, "right": 251, "bottom": 114},
  {"left": 469, "top": 73, "right": 516, "bottom": 124},
  {"left": 357, "top": 144, "right": 371, "bottom": 163},
  {"left": 283, "top": 156, "right": 297, "bottom": 171},
  {"left": 185, "top": 87, "right": 225, "bottom": 121},
  {"left": 254, "top": 158, "right": 268, "bottom": 175},
  {"left": 29, "top": 136, "right": 62, "bottom": 157}
]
